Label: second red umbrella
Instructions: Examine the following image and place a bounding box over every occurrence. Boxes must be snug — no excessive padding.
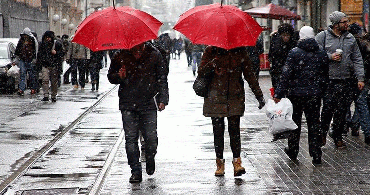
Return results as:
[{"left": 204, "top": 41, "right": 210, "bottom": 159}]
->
[
  {"left": 72, "top": 6, "right": 162, "bottom": 51},
  {"left": 173, "top": 3, "right": 263, "bottom": 50}
]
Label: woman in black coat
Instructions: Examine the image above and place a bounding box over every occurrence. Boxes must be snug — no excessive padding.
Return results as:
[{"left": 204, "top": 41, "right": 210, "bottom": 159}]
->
[{"left": 273, "top": 26, "right": 329, "bottom": 165}]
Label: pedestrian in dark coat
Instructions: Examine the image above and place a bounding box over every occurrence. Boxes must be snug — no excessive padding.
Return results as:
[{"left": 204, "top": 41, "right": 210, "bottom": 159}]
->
[
  {"left": 269, "top": 23, "right": 298, "bottom": 89},
  {"left": 344, "top": 23, "right": 370, "bottom": 144},
  {"left": 184, "top": 38, "right": 193, "bottom": 66},
  {"left": 274, "top": 26, "right": 329, "bottom": 164},
  {"left": 36, "top": 31, "right": 64, "bottom": 102},
  {"left": 89, "top": 50, "right": 104, "bottom": 91},
  {"left": 14, "top": 27, "right": 38, "bottom": 95},
  {"left": 107, "top": 42, "right": 169, "bottom": 183},
  {"left": 198, "top": 46, "right": 265, "bottom": 177},
  {"left": 246, "top": 34, "right": 264, "bottom": 80}
]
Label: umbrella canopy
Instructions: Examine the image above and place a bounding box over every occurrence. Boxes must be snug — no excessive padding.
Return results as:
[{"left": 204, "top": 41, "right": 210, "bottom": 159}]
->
[
  {"left": 245, "top": 3, "right": 301, "bottom": 20},
  {"left": 173, "top": 3, "right": 263, "bottom": 50},
  {"left": 72, "top": 6, "right": 162, "bottom": 51}
]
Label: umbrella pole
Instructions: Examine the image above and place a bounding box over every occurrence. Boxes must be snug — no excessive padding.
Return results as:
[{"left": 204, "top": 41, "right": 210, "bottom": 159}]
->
[
  {"left": 221, "top": 0, "right": 223, "bottom": 6},
  {"left": 113, "top": 0, "right": 115, "bottom": 9}
]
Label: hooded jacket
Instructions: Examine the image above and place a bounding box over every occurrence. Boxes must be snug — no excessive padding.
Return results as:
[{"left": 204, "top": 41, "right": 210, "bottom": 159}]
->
[
  {"left": 107, "top": 43, "right": 169, "bottom": 111},
  {"left": 15, "top": 27, "right": 38, "bottom": 63},
  {"left": 36, "top": 31, "right": 64, "bottom": 70},
  {"left": 199, "top": 46, "right": 263, "bottom": 117},
  {"left": 315, "top": 27, "right": 364, "bottom": 81},
  {"left": 274, "top": 38, "right": 329, "bottom": 99}
]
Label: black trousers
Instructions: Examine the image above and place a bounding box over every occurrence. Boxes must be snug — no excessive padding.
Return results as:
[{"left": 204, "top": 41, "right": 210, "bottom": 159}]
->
[
  {"left": 321, "top": 79, "right": 355, "bottom": 142},
  {"left": 288, "top": 96, "right": 322, "bottom": 159},
  {"left": 211, "top": 116, "right": 241, "bottom": 159},
  {"left": 71, "top": 59, "right": 86, "bottom": 88}
]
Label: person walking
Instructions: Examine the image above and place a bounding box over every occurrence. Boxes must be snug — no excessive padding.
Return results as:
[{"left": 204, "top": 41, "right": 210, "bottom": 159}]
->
[
  {"left": 36, "top": 31, "right": 64, "bottom": 102},
  {"left": 269, "top": 23, "right": 298, "bottom": 89},
  {"left": 246, "top": 34, "right": 264, "bottom": 80},
  {"left": 61, "top": 34, "right": 71, "bottom": 84},
  {"left": 198, "top": 46, "right": 265, "bottom": 177},
  {"left": 344, "top": 23, "right": 370, "bottom": 145},
  {"left": 156, "top": 33, "right": 171, "bottom": 69},
  {"left": 315, "top": 11, "right": 365, "bottom": 148},
  {"left": 89, "top": 50, "right": 104, "bottom": 91},
  {"left": 184, "top": 38, "right": 193, "bottom": 67},
  {"left": 273, "top": 26, "right": 329, "bottom": 164},
  {"left": 14, "top": 27, "right": 38, "bottom": 96},
  {"left": 191, "top": 43, "right": 205, "bottom": 76},
  {"left": 107, "top": 42, "right": 169, "bottom": 183},
  {"left": 66, "top": 40, "right": 90, "bottom": 90}
]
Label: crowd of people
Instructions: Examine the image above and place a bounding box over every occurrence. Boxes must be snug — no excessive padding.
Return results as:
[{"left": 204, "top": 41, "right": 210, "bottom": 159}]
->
[
  {"left": 8, "top": 10, "right": 370, "bottom": 184},
  {"left": 271, "top": 11, "right": 370, "bottom": 167},
  {"left": 12, "top": 28, "right": 105, "bottom": 102}
]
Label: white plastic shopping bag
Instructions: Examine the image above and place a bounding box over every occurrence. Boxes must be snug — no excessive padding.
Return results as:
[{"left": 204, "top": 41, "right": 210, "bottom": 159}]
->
[
  {"left": 266, "top": 98, "right": 298, "bottom": 141},
  {"left": 7, "top": 65, "right": 20, "bottom": 77}
]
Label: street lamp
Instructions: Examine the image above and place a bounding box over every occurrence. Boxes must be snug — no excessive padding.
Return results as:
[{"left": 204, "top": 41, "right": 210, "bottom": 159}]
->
[
  {"left": 61, "top": 18, "right": 68, "bottom": 29},
  {"left": 68, "top": 23, "right": 75, "bottom": 34},
  {"left": 52, "top": 14, "right": 60, "bottom": 24}
]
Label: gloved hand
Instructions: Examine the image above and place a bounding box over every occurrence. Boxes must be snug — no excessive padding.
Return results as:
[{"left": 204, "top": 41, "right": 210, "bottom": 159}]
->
[{"left": 258, "top": 97, "right": 266, "bottom": 109}]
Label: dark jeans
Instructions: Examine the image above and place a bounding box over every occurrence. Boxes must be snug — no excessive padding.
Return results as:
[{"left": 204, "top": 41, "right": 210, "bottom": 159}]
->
[
  {"left": 185, "top": 51, "right": 192, "bottom": 66},
  {"left": 288, "top": 96, "right": 322, "bottom": 159},
  {"left": 71, "top": 59, "right": 86, "bottom": 88},
  {"left": 89, "top": 67, "right": 100, "bottom": 84},
  {"left": 321, "top": 79, "right": 354, "bottom": 142},
  {"left": 63, "top": 66, "right": 71, "bottom": 83},
  {"left": 211, "top": 116, "right": 241, "bottom": 159},
  {"left": 121, "top": 109, "right": 158, "bottom": 174}
]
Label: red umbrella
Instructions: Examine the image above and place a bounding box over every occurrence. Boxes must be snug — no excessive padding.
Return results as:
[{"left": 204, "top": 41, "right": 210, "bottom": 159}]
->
[
  {"left": 245, "top": 3, "right": 301, "bottom": 20},
  {"left": 173, "top": 3, "right": 263, "bottom": 50},
  {"left": 72, "top": 6, "right": 162, "bottom": 51}
]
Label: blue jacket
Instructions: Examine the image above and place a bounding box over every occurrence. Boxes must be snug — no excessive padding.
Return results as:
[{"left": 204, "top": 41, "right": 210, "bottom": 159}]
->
[{"left": 274, "top": 38, "right": 329, "bottom": 99}]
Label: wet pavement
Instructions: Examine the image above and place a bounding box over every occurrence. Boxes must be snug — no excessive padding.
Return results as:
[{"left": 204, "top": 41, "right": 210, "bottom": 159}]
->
[
  {"left": 1, "top": 53, "right": 370, "bottom": 194},
  {"left": 97, "top": 54, "right": 370, "bottom": 194}
]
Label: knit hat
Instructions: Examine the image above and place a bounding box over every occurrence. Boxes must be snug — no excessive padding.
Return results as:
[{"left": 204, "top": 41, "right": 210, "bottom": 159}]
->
[
  {"left": 20, "top": 27, "right": 32, "bottom": 37},
  {"left": 299, "top": 26, "right": 315, "bottom": 40},
  {"left": 329, "top": 11, "right": 347, "bottom": 25}
]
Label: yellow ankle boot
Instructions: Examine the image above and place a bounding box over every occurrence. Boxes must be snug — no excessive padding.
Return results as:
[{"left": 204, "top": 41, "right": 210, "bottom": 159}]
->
[
  {"left": 215, "top": 158, "right": 225, "bottom": 176},
  {"left": 232, "top": 157, "right": 246, "bottom": 176}
]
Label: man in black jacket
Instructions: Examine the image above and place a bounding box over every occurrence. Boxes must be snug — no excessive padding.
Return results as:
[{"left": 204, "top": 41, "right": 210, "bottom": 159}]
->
[
  {"left": 274, "top": 26, "right": 329, "bottom": 164},
  {"left": 269, "top": 23, "right": 299, "bottom": 89},
  {"left": 107, "top": 42, "right": 169, "bottom": 183},
  {"left": 36, "top": 31, "right": 64, "bottom": 102}
]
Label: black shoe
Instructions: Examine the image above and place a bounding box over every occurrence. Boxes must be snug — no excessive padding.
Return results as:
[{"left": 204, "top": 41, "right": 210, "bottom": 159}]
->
[
  {"left": 321, "top": 134, "right": 327, "bottom": 147},
  {"left": 284, "top": 147, "right": 298, "bottom": 161},
  {"left": 312, "top": 157, "right": 322, "bottom": 165},
  {"left": 365, "top": 136, "right": 370, "bottom": 145},
  {"left": 129, "top": 173, "right": 142, "bottom": 183},
  {"left": 351, "top": 128, "right": 360, "bottom": 136},
  {"left": 41, "top": 97, "right": 49, "bottom": 101},
  {"left": 146, "top": 156, "right": 155, "bottom": 175},
  {"left": 51, "top": 97, "right": 57, "bottom": 102},
  {"left": 17, "top": 90, "right": 24, "bottom": 96}
]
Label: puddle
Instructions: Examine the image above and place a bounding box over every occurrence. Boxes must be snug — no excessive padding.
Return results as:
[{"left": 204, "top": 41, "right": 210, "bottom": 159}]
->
[{"left": 13, "top": 134, "right": 39, "bottom": 140}]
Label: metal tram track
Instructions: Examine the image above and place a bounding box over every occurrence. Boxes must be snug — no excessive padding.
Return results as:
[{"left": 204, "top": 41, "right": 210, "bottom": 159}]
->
[{"left": 0, "top": 85, "right": 119, "bottom": 194}]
